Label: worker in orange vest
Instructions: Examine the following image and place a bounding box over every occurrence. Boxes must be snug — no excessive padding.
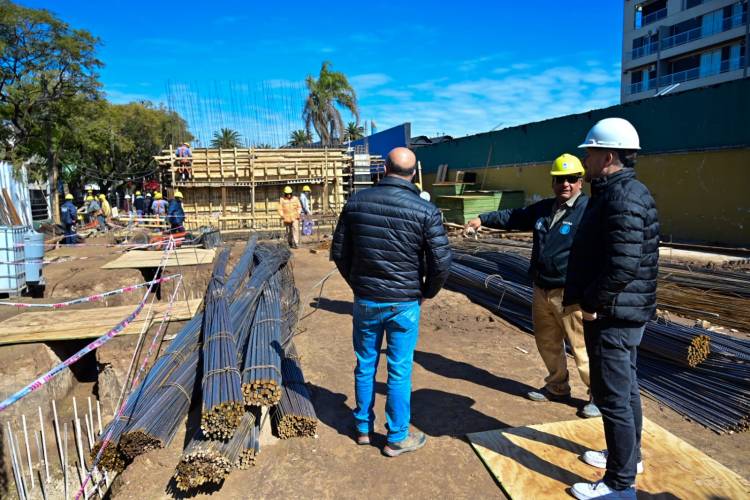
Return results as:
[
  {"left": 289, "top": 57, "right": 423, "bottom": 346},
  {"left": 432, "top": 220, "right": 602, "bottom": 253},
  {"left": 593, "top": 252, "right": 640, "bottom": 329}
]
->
[{"left": 278, "top": 186, "right": 302, "bottom": 248}]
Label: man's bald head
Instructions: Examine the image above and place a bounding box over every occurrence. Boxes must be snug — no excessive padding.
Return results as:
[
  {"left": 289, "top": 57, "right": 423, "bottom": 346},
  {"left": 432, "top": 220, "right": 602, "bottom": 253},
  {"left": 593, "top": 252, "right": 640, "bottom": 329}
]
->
[{"left": 385, "top": 147, "right": 417, "bottom": 178}]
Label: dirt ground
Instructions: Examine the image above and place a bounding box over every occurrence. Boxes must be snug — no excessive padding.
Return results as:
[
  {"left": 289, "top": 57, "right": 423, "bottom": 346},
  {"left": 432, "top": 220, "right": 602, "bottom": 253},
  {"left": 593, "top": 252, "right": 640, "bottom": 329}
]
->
[
  {"left": 0, "top": 234, "right": 747, "bottom": 499},
  {"left": 103, "top": 244, "right": 750, "bottom": 500}
]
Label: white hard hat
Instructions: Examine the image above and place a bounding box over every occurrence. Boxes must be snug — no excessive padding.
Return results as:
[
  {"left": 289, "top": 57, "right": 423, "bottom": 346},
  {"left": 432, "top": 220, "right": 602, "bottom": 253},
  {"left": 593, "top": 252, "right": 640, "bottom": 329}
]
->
[{"left": 579, "top": 117, "right": 641, "bottom": 150}]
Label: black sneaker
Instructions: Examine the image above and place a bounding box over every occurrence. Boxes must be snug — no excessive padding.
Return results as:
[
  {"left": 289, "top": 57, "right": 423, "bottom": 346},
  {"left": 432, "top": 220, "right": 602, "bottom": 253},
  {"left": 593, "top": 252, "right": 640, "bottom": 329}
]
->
[
  {"left": 526, "top": 388, "right": 571, "bottom": 402},
  {"left": 383, "top": 431, "right": 427, "bottom": 457}
]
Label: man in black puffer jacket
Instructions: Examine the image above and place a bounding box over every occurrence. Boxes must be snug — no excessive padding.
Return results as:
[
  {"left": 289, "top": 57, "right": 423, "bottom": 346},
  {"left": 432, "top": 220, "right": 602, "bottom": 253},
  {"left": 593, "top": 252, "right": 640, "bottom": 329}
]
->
[
  {"left": 565, "top": 118, "right": 659, "bottom": 500},
  {"left": 331, "top": 147, "right": 452, "bottom": 457}
]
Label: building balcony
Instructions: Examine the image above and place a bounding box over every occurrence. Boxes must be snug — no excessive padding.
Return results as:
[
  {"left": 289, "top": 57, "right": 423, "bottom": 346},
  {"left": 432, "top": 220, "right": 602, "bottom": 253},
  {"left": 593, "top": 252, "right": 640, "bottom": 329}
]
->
[
  {"left": 660, "top": 13, "right": 747, "bottom": 51},
  {"left": 631, "top": 41, "right": 660, "bottom": 60},
  {"left": 628, "top": 79, "right": 658, "bottom": 95},
  {"left": 641, "top": 8, "right": 668, "bottom": 28},
  {"left": 653, "top": 56, "right": 745, "bottom": 89}
]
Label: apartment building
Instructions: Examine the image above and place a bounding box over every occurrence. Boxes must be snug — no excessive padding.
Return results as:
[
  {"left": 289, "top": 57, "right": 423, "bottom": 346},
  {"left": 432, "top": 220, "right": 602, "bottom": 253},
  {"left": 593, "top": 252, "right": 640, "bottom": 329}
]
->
[{"left": 622, "top": 0, "right": 748, "bottom": 102}]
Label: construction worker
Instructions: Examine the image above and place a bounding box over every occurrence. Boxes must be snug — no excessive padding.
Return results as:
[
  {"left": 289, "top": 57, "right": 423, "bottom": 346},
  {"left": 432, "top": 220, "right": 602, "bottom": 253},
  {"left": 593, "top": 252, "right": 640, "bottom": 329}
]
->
[
  {"left": 176, "top": 142, "right": 193, "bottom": 181},
  {"left": 278, "top": 186, "right": 301, "bottom": 249},
  {"left": 60, "top": 194, "right": 77, "bottom": 244},
  {"left": 466, "top": 154, "right": 599, "bottom": 419},
  {"left": 300, "top": 185, "right": 312, "bottom": 215},
  {"left": 167, "top": 190, "right": 185, "bottom": 233},
  {"left": 98, "top": 194, "right": 111, "bottom": 232},
  {"left": 134, "top": 190, "right": 145, "bottom": 217},
  {"left": 331, "top": 147, "right": 452, "bottom": 456},
  {"left": 564, "top": 118, "right": 659, "bottom": 500},
  {"left": 144, "top": 192, "right": 153, "bottom": 216},
  {"left": 86, "top": 195, "right": 101, "bottom": 227},
  {"left": 151, "top": 192, "right": 169, "bottom": 221}
]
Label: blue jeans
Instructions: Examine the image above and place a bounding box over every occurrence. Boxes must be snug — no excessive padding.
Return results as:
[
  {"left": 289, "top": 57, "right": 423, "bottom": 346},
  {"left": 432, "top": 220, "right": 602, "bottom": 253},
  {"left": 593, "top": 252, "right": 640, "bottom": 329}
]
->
[
  {"left": 352, "top": 297, "right": 420, "bottom": 443},
  {"left": 585, "top": 317, "right": 644, "bottom": 490}
]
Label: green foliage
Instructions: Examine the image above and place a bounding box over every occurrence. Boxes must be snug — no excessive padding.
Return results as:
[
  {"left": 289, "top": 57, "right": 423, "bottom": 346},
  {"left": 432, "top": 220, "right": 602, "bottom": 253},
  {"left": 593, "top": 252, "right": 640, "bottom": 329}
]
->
[
  {"left": 210, "top": 127, "right": 243, "bottom": 149},
  {"left": 303, "top": 61, "right": 359, "bottom": 147},
  {"left": 288, "top": 129, "right": 312, "bottom": 147},
  {"left": 253, "top": 143, "right": 273, "bottom": 149},
  {"left": 344, "top": 121, "right": 365, "bottom": 142}
]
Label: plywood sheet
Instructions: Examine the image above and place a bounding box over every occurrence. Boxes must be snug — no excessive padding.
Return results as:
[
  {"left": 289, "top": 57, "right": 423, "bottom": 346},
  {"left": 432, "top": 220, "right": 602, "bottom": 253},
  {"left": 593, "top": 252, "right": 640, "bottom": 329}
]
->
[
  {"left": 101, "top": 248, "right": 216, "bottom": 269},
  {"left": 467, "top": 417, "right": 750, "bottom": 499},
  {"left": 0, "top": 299, "right": 202, "bottom": 344}
]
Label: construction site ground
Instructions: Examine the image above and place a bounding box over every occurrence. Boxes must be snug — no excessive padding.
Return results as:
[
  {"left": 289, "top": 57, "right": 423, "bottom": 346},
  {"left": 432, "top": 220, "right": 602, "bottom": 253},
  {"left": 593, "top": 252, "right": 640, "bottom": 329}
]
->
[{"left": 1, "top": 237, "right": 748, "bottom": 499}]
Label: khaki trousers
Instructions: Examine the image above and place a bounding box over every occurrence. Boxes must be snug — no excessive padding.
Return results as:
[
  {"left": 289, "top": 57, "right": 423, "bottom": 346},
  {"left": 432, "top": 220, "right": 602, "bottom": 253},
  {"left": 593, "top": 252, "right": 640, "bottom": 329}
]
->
[
  {"left": 531, "top": 286, "right": 590, "bottom": 395},
  {"left": 285, "top": 220, "right": 300, "bottom": 247}
]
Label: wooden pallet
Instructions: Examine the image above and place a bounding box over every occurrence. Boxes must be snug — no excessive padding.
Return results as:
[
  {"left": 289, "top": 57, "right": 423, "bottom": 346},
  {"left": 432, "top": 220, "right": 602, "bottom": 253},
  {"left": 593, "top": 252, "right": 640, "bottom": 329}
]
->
[
  {"left": 0, "top": 298, "right": 201, "bottom": 344},
  {"left": 467, "top": 417, "right": 750, "bottom": 499},
  {"left": 101, "top": 248, "right": 216, "bottom": 269}
]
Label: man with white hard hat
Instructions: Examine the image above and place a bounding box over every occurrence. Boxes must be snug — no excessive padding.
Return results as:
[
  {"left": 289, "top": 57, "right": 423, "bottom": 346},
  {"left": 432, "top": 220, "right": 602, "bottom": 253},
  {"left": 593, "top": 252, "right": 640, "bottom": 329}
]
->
[{"left": 564, "top": 118, "right": 659, "bottom": 500}]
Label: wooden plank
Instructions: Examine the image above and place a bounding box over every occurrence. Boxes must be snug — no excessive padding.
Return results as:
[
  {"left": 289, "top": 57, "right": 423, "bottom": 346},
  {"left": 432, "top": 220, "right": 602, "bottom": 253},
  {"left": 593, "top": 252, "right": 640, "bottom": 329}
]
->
[
  {"left": 101, "top": 248, "right": 216, "bottom": 269},
  {"left": 0, "top": 298, "right": 202, "bottom": 345},
  {"left": 2, "top": 188, "right": 23, "bottom": 225},
  {"left": 467, "top": 417, "right": 750, "bottom": 499}
]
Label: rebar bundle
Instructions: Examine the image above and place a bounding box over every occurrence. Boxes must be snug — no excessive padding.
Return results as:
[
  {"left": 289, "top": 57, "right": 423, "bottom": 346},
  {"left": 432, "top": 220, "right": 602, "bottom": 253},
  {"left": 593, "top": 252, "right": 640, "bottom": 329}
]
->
[
  {"left": 447, "top": 245, "right": 750, "bottom": 434},
  {"left": 174, "top": 412, "right": 255, "bottom": 491},
  {"left": 236, "top": 414, "right": 260, "bottom": 469},
  {"left": 201, "top": 248, "right": 244, "bottom": 439},
  {"left": 241, "top": 273, "right": 283, "bottom": 406},
  {"left": 273, "top": 342, "right": 318, "bottom": 439}
]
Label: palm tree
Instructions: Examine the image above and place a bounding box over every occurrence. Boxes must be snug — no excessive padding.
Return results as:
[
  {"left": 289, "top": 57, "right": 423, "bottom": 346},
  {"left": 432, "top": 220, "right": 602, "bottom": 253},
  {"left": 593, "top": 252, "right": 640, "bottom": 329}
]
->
[
  {"left": 254, "top": 143, "right": 273, "bottom": 149},
  {"left": 303, "top": 61, "right": 359, "bottom": 146},
  {"left": 288, "top": 129, "right": 312, "bottom": 148},
  {"left": 210, "top": 128, "right": 243, "bottom": 149},
  {"left": 344, "top": 122, "right": 365, "bottom": 142}
]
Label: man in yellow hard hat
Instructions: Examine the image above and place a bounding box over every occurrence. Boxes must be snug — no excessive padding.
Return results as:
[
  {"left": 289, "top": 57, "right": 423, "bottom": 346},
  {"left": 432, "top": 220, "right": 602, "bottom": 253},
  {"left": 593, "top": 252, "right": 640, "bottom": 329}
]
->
[
  {"left": 134, "top": 190, "right": 145, "bottom": 217},
  {"left": 300, "top": 185, "right": 312, "bottom": 216},
  {"left": 98, "top": 193, "right": 112, "bottom": 232},
  {"left": 278, "top": 186, "right": 302, "bottom": 248},
  {"left": 151, "top": 191, "right": 168, "bottom": 222},
  {"left": 61, "top": 193, "right": 78, "bottom": 244},
  {"left": 466, "top": 153, "right": 599, "bottom": 418},
  {"left": 167, "top": 190, "right": 185, "bottom": 233}
]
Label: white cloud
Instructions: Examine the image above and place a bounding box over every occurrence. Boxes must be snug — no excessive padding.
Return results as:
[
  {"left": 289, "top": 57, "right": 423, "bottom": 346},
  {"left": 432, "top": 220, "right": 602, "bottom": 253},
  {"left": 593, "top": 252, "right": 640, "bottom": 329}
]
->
[
  {"left": 357, "top": 63, "right": 621, "bottom": 137},
  {"left": 349, "top": 73, "right": 392, "bottom": 91}
]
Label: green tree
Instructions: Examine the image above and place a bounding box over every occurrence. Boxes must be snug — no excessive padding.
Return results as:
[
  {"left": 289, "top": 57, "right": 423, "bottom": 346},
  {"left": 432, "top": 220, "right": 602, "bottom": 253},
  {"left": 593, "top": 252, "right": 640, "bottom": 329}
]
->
[
  {"left": 68, "top": 100, "right": 193, "bottom": 193},
  {"left": 303, "top": 61, "right": 359, "bottom": 146},
  {"left": 344, "top": 122, "right": 365, "bottom": 142},
  {"left": 210, "top": 128, "right": 242, "bottom": 149},
  {"left": 253, "top": 143, "right": 273, "bottom": 149},
  {"left": 288, "top": 129, "right": 312, "bottom": 147},
  {"left": 0, "top": 0, "right": 102, "bottom": 221}
]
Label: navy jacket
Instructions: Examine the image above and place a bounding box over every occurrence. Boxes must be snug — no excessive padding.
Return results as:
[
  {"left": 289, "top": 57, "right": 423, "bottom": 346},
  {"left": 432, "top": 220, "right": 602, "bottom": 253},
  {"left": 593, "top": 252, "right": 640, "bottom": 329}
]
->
[
  {"left": 480, "top": 194, "right": 588, "bottom": 289},
  {"left": 564, "top": 169, "right": 659, "bottom": 323},
  {"left": 61, "top": 201, "right": 77, "bottom": 226},
  {"left": 167, "top": 199, "right": 185, "bottom": 226},
  {"left": 331, "top": 176, "right": 452, "bottom": 301},
  {"left": 134, "top": 195, "right": 145, "bottom": 212}
]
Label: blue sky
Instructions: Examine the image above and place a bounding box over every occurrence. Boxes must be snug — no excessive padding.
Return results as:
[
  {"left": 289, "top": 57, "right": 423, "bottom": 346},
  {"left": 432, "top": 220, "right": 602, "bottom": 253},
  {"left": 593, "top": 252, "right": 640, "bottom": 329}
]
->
[{"left": 23, "top": 1, "right": 624, "bottom": 146}]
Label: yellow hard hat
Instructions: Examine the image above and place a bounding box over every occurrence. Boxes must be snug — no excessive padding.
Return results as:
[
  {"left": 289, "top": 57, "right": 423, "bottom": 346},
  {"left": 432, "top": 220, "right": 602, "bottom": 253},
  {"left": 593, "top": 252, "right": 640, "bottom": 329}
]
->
[
  {"left": 135, "top": 190, "right": 141, "bottom": 195},
  {"left": 174, "top": 190, "right": 183, "bottom": 198},
  {"left": 415, "top": 182, "right": 422, "bottom": 190},
  {"left": 86, "top": 195, "right": 94, "bottom": 201},
  {"left": 302, "top": 185, "right": 311, "bottom": 192},
  {"left": 65, "top": 193, "right": 74, "bottom": 200},
  {"left": 550, "top": 153, "right": 584, "bottom": 176},
  {"left": 283, "top": 186, "right": 293, "bottom": 194},
  {"left": 184, "top": 142, "right": 191, "bottom": 148},
  {"left": 155, "top": 192, "right": 163, "bottom": 200},
  {"left": 99, "top": 194, "right": 106, "bottom": 200}
]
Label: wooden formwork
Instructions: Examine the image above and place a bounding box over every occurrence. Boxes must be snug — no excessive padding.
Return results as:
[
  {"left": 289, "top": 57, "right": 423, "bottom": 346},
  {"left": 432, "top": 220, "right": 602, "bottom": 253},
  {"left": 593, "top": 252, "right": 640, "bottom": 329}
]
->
[{"left": 154, "top": 147, "right": 350, "bottom": 230}]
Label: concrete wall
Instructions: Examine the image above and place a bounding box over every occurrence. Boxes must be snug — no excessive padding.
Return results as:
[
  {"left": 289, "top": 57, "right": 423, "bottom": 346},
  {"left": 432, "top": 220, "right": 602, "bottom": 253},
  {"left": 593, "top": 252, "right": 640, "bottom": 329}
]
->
[{"left": 423, "top": 148, "right": 750, "bottom": 246}]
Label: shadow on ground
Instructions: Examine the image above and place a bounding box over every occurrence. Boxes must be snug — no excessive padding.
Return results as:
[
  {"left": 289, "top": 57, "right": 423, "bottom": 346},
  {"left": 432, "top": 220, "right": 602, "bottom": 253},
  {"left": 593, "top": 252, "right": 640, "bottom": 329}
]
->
[{"left": 309, "top": 298, "right": 352, "bottom": 316}]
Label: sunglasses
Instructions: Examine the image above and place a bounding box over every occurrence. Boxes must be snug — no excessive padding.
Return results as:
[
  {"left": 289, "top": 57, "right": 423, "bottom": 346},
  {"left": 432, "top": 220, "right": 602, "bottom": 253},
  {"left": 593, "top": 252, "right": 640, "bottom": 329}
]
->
[{"left": 554, "top": 175, "right": 582, "bottom": 184}]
